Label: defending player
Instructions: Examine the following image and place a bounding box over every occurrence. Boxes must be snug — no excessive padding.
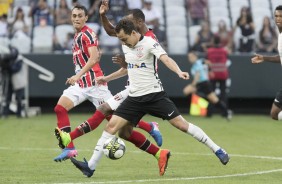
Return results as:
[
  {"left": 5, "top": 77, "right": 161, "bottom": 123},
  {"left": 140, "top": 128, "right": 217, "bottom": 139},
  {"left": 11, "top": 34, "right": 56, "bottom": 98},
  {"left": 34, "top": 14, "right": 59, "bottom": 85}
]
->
[{"left": 251, "top": 5, "right": 282, "bottom": 120}]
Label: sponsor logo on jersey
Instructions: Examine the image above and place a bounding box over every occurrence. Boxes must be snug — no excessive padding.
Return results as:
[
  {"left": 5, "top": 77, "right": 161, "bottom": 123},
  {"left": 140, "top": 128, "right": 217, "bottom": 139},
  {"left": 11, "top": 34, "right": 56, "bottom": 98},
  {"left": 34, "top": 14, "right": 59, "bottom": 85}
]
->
[{"left": 127, "top": 62, "right": 147, "bottom": 69}]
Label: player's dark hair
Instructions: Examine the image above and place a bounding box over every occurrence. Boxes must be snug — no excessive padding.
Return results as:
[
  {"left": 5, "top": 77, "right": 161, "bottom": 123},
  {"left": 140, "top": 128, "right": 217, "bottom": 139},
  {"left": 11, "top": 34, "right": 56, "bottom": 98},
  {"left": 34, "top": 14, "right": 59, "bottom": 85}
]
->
[
  {"left": 72, "top": 5, "right": 88, "bottom": 16},
  {"left": 115, "top": 19, "right": 137, "bottom": 35},
  {"left": 128, "top": 9, "right": 145, "bottom": 22},
  {"left": 275, "top": 5, "right": 282, "bottom": 11}
]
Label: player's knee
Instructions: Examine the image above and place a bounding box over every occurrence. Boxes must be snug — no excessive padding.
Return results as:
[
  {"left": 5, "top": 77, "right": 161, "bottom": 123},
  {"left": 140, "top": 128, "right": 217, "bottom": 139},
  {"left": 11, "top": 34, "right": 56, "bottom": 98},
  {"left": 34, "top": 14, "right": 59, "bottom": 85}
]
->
[
  {"left": 98, "top": 103, "right": 113, "bottom": 116},
  {"left": 105, "top": 121, "right": 118, "bottom": 134}
]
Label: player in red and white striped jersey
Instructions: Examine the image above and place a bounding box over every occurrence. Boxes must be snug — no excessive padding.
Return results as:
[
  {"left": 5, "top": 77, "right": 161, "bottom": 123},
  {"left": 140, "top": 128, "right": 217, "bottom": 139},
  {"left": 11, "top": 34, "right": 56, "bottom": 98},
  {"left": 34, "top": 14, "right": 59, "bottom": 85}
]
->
[{"left": 53, "top": 5, "right": 113, "bottom": 162}]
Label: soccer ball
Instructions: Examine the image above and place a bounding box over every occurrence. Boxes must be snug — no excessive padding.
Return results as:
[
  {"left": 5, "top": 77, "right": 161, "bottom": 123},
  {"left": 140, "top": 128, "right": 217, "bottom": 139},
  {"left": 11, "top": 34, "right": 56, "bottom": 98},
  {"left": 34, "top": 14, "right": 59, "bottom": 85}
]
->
[{"left": 103, "top": 137, "right": 126, "bottom": 160}]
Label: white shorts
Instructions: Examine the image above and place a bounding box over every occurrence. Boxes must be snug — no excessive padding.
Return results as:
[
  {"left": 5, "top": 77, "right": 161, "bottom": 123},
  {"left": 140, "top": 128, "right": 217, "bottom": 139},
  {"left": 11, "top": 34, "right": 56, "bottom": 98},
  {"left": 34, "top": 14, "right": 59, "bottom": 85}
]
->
[
  {"left": 107, "top": 88, "right": 129, "bottom": 111},
  {"left": 62, "top": 84, "right": 113, "bottom": 107}
]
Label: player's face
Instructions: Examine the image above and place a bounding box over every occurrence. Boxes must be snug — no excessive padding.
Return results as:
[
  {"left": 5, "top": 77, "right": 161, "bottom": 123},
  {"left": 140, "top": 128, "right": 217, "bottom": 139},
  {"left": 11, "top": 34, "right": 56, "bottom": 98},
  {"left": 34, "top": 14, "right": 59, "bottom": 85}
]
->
[
  {"left": 71, "top": 8, "right": 88, "bottom": 31},
  {"left": 117, "top": 29, "right": 139, "bottom": 48},
  {"left": 274, "top": 10, "right": 282, "bottom": 29}
]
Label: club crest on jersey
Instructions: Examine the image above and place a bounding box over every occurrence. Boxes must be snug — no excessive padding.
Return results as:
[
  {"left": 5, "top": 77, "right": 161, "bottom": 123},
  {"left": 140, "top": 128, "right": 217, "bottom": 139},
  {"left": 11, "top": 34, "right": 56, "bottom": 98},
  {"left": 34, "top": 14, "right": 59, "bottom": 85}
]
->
[
  {"left": 73, "top": 49, "right": 81, "bottom": 56},
  {"left": 136, "top": 47, "right": 144, "bottom": 58}
]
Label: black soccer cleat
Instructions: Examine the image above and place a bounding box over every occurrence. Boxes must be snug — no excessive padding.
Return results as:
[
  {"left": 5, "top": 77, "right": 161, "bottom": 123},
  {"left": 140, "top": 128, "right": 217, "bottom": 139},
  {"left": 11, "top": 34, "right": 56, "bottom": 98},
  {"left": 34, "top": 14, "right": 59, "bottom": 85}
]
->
[{"left": 70, "top": 157, "right": 95, "bottom": 177}]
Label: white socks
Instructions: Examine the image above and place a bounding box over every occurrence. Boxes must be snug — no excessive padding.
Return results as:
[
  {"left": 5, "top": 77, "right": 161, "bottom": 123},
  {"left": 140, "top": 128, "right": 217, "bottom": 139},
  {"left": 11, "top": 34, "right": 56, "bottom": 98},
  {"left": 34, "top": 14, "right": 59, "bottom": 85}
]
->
[
  {"left": 88, "top": 131, "right": 115, "bottom": 170},
  {"left": 187, "top": 123, "right": 220, "bottom": 153}
]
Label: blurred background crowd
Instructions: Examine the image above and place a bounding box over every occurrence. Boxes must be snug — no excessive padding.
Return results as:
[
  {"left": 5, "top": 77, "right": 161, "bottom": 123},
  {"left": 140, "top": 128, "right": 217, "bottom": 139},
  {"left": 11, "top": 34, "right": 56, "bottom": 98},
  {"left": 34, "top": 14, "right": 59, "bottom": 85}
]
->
[{"left": 0, "top": 0, "right": 280, "bottom": 55}]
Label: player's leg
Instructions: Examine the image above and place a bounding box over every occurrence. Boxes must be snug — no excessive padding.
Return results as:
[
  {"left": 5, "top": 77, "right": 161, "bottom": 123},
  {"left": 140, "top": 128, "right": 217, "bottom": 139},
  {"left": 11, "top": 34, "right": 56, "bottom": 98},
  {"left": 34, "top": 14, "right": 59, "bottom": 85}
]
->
[
  {"left": 169, "top": 115, "right": 229, "bottom": 164},
  {"left": 183, "top": 84, "right": 197, "bottom": 96},
  {"left": 54, "top": 85, "right": 87, "bottom": 161},
  {"left": 149, "top": 92, "right": 229, "bottom": 165},
  {"left": 204, "top": 81, "right": 231, "bottom": 120},
  {"left": 68, "top": 103, "right": 113, "bottom": 141},
  {"left": 271, "top": 90, "right": 282, "bottom": 120},
  {"left": 70, "top": 97, "right": 169, "bottom": 176}
]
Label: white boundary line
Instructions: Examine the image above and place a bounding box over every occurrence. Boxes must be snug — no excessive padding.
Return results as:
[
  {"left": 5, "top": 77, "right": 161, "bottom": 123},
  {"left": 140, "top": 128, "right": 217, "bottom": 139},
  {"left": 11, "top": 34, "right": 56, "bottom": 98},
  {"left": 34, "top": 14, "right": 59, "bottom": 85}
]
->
[
  {"left": 42, "top": 169, "right": 282, "bottom": 184},
  {"left": 2, "top": 147, "right": 282, "bottom": 183}
]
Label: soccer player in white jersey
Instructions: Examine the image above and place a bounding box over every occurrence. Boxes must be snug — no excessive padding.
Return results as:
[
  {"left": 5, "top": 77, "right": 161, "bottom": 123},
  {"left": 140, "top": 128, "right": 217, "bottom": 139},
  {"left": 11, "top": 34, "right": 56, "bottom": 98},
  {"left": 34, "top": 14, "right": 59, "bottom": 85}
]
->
[
  {"left": 53, "top": 5, "right": 159, "bottom": 163},
  {"left": 71, "top": 18, "right": 229, "bottom": 176},
  {"left": 251, "top": 5, "right": 282, "bottom": 120}
]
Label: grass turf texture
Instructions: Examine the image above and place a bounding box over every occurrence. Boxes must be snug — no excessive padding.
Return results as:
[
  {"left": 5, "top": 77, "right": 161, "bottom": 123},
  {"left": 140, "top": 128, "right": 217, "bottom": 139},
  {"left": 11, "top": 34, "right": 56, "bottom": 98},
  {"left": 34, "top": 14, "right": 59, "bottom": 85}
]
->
[{"left": 1, "top": 114, "right": 282, "bottom": 184}]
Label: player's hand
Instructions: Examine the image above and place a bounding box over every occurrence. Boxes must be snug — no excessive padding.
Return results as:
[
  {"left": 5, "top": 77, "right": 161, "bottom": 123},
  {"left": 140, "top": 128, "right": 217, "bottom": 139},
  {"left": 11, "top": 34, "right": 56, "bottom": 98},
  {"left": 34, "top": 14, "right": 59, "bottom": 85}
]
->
[
  {"left": 112, "top": 54, "right": 127, "bottom": 68},
  {"left": 99, "top": 0, "right": 109, "bottom": 15},
  {"left": 251, "top": 53, "right": 264, "bottom": 64},
  {"left": 96, "top": 76, "right": 108, "bottom": 85},
  {"left": 66, "top": 75, "right": 79, "bottom": 85},
  {"left": 178, "top": 72, "right": 190, "bottom": 80}
]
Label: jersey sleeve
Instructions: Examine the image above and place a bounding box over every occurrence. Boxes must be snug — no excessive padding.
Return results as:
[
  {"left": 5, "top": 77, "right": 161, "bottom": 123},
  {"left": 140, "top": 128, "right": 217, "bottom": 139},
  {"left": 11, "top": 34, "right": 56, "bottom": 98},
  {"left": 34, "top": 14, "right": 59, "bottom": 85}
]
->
[{"left": 148, "top": 38, "right": 167, "bottom": 59}]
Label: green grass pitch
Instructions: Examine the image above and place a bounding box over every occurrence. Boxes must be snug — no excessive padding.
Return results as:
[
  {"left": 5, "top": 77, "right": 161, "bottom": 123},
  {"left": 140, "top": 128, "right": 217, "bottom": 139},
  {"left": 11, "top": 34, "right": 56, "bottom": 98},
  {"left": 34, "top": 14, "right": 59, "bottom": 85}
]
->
[{"left": 1, "top": 113, "right": 282, "bottom": 184}]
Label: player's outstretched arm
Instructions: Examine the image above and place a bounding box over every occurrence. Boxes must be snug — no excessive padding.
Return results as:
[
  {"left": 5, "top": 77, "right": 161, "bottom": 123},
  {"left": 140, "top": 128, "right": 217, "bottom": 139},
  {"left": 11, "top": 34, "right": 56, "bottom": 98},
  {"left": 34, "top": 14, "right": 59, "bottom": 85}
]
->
[
  {"left": 99, "top": 0, "right": 116, "bottom": 37},
  {"left": 96, "top": 68, "right": 128, "bottom": 85},
  {"left": 159, "top": 54, "right": 189, "bottom": 80},
  {"left": 251, "top": 53, "right": 280, "bottom": 64}
]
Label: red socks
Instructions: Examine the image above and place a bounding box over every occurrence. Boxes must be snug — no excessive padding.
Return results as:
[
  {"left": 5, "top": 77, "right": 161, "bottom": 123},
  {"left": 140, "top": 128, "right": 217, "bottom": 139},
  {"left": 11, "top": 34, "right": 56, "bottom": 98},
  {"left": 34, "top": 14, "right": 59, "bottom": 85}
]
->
[
  {"left": 70, "top": 110, "right": 106, "bottom": 140},
  {"left": 136, "top": 120, "right": 152, "bottom": 133},
  {"left": 126, "top": 130, "right": 159, "bottom": 155},
  {"left": 54, "top": 104, "right": 74, "bottom": 148}
]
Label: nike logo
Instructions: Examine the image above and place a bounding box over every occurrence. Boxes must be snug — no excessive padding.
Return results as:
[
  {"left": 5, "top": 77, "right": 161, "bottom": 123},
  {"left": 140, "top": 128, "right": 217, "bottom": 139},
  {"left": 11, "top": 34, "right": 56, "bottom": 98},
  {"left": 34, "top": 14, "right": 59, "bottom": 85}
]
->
[{"left": 168, "top": 111, "right": 174, "bottom": 116}]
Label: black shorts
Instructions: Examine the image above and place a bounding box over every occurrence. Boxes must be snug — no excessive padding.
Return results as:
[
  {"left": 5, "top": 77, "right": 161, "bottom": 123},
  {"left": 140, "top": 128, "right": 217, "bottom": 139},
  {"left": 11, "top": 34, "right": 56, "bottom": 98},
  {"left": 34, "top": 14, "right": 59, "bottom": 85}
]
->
[
  {"left": 274, "top": 89, "right": 282, "bottom": 109},
  {"left": 113, "top": 91, "right": 180, "bottom": 126},
  {"left": 196, "top": 81, "right": 214, "bottom": 95}
]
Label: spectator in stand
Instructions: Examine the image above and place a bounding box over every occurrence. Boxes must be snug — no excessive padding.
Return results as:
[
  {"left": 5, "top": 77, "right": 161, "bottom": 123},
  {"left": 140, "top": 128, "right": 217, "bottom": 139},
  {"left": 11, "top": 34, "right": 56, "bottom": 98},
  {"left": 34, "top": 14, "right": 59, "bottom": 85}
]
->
[
  {"left": 0, "top": 0, "right": 12, "bottom": 17},
  {"left": 206, "top": 36, "right": 230, "bottom": 117},
  {"left": 192, "top": 21, "right": 214, "bottom": 52},
  {"left": 87, "top": 0, "right": 101, "bottom": 23},
  {"left": 107, "top": 0, "right": 128, "bottom": 22},
  {"left": 214, "top": 19, "right": 234, "bottom": 54},
  {"left": 29, "top": 0, "right": 52, "bottom": 26},
  {"left": 55, "top": 0, "right": 72, "bottom": 26},
  {"left": 186, "top": 0, "right": 207, "bottom": 26},
  {"left": 233, "top": 6, "right": 255, "bottom": 53},
  {"left": 256, "top": 16, "right": 277, "bottom": 53},
  {"left": 142, "top": 0, "right": 165, "bottom": 43},
  {"left": 9, "top": 7, "right": 30, "bottom": 37},
  {"left": 0, "top": 14, "right": 8, "bottom": 37}
]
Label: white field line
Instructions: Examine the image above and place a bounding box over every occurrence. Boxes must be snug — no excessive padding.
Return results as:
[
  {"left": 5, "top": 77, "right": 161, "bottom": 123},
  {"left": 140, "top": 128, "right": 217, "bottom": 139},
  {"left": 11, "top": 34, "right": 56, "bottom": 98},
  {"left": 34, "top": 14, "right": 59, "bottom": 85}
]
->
[
  {"left": 40, "top": 169, "right": 282, "bottom": 184},
  {"left": 2, "top": 147, "right": 282, "bottom": 183}
]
